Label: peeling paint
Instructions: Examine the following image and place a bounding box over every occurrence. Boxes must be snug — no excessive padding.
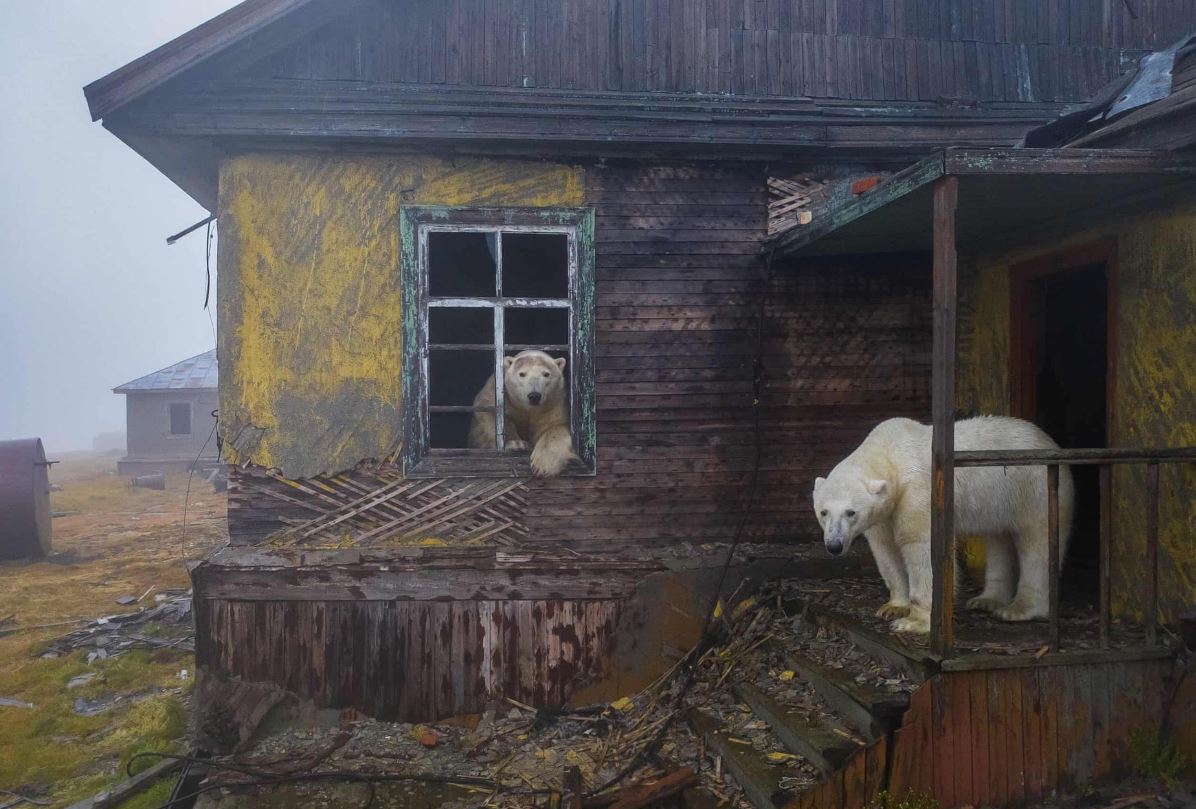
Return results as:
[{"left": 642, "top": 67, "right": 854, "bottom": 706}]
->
[{"left": 217, "top": 154, "right": 584, "bottom": 478}]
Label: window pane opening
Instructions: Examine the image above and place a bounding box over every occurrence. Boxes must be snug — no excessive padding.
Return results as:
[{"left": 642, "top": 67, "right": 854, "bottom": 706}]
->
[
  {"left": 502, "top": 233, "right": 568, "bottom": 298},
  {"left": 504, "top": 307, "right": 569, "bottom": 348},
  {"left": 429, "top": 307, "right": 494, "bottom": 347},
  {"left": 428, "top": 231, "right": 497, "bottom": 297},
  {"left": 169, "top": 403, "right": 191, "bottom": 436},
  {"left": 429, "top": 349, "right": 493, "bottom": 408},
  {"left": 430, "top": 412, "right": 475, "bottom": 449}
]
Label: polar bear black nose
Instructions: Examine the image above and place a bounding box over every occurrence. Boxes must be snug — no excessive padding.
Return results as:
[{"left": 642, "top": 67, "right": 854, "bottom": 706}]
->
[{"left": 527, "top": 391, "right": 542, "bottom": 405}]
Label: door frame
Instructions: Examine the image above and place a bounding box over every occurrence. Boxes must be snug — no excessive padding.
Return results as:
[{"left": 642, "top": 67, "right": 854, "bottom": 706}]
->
[{"left": 1008, "top": 238, "right": 1119, "bottom": 445}]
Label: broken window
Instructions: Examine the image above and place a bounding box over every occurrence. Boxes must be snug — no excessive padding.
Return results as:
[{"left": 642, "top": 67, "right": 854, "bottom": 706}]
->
[
  {"left": 400, "top": 208, "right": 596, "bottom": 477},
  {"left": 169, "top": 403, "right": 192, "bottom": 436}
]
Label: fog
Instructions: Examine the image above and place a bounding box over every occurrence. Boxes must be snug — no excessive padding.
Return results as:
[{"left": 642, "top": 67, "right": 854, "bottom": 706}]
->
[{"left": 0, "top": 1, "right": 238, "bottom": 453}]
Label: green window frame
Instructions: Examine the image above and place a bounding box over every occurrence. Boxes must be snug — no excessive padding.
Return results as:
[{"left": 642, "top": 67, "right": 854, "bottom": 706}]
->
[{"left": 399, "top": 206, "right": 596, "bottom": 478}]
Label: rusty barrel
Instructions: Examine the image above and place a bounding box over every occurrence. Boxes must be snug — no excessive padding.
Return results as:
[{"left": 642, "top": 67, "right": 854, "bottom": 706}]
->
[{"left": 0, "top": 438, "right": 52, "bottom": 560}]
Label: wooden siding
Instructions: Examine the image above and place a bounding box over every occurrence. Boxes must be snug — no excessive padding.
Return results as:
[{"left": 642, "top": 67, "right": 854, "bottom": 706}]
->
[
  {"left": 195, "top": 597, "right": 620, "bottom": 721},
  {"left": 239, "top": 0, "right": 1196, "bottom": 103},
  {"left": 226, "top": 161, "right": 932, "bottom": 549},
  {"left": 881, "top": 659, "right": 1172, "bottom": 807}
]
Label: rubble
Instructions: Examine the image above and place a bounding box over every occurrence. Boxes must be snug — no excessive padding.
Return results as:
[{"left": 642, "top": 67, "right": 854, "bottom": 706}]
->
[{"left": 39, "top": 590, "right": 194, "bottom": 661}]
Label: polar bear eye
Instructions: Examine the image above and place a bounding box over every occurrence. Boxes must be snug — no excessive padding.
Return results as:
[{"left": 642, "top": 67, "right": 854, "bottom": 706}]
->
[
  {"left": 542, "top": 372, "right": 550, "bottom": 378},
  {"left": 519, "top": 372, "right": 527, "bottom": 378},
  {"left": 819, "top": 509, "right": 827, "bottom": 517},
  {"left": 845, "top": 510, "right": 857, "bottom": 518}
]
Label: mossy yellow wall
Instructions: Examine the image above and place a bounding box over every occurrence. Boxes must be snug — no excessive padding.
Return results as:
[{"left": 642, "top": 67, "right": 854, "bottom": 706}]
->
[
  {"left": 217, "top": 154, "right": 584, "bottom": 479},
  {"left": 958, "top": 201, "right": 1196, "bottom": 620}
]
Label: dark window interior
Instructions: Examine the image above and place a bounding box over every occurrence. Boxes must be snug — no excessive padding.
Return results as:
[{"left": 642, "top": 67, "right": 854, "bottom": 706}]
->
[
  {"left": 169, "top": 403, "right": 192, "bottom": 436},
  {"left": 425, "top": 230, "right": 571, "bottom": 450},
  {"left": 428, "top": 231, "right": 496, "bottom": 297},
  {"left": 503, "top": 233, "right": 568, "bottom": 298},
  {"left": 1028, "top": 263, "right": 1107, "bottom": 601}
]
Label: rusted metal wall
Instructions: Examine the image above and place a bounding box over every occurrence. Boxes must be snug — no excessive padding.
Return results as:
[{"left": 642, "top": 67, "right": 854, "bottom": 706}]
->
[
  {"left": 195, "top": 597, "right": 619, "bottom": 721},
  {"left": 0, "top": 438, "right": 51, "bottom": 560}
]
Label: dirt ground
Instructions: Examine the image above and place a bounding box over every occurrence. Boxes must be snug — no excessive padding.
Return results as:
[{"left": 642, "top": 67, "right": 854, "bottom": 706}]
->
[{"left": 0, "top": 451, "right": 227, "bottom": 808}]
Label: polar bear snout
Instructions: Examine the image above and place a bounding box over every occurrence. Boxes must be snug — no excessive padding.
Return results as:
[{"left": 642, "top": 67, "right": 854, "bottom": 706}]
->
[
  {"left": 822, "top": 521, "right": 855, "bottom": 556},
  {"left": 825, "top": 536, "right": 845, "bottom": 556},
  {"left": 527, "top": 391, "right": 543, "bottom": 406}
]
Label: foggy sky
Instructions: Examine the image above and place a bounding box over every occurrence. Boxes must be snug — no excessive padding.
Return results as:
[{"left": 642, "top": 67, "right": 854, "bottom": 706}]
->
[{"left": 0, "top": 1, "right": 239, "bottom": 453}]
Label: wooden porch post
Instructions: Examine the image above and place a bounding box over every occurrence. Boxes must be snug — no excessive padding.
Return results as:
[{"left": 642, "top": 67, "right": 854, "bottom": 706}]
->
[{"left": 930, "top": 176, "right": 959, "bottom": 658}]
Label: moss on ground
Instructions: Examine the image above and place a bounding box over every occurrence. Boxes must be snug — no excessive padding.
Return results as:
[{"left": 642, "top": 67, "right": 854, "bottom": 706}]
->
[{"left": 0, "top": 452, "right": 224, "bottom": 807}]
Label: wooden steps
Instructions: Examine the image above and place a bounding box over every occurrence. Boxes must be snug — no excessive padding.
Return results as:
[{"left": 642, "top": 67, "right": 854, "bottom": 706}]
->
[
  {"left": 786, "top": 597, "right": 933, "bottom": 681},
  {"left": 731, "top": 682, "right": 861, "bottom": 775},
  {"left": 686, "top": 709, "right": 789, "bottom": 809},
  {"left": 682, "top": 604, "right": 923, "bottom": 808},
  {"left": 771, "top": 641, "right": 908, "bottom": 741}
]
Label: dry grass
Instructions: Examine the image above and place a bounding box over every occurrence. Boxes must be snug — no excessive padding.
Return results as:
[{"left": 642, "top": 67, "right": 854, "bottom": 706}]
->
[{"left": 0, "top": 452, "right": 226, "bottom": 807}]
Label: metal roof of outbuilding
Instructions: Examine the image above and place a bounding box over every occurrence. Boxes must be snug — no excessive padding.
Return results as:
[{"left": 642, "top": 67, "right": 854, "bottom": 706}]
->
[{"left": 113, "top": 349, "right": 218, "bottom": 393}]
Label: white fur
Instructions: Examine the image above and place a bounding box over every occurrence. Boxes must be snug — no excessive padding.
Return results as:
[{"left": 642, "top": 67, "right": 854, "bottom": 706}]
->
[
  {"left": 812, "top": 416, "right": 1074, "bottom": 634},
  {"left": 469, "top": 351, "right": 577, "bottom": 476}
]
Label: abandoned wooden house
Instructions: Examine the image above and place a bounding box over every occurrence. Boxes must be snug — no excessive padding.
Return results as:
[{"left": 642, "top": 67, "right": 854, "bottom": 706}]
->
[
  {"left": 113, "top": 349, "right": 220, "bottom": 474},
  {"left": 84, "top": 2, "right": 1196, "bottom": 806}
]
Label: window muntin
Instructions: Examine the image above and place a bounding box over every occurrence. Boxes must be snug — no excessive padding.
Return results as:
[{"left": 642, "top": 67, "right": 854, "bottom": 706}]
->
[
  {"left": 400, "top": 208, "right": 595, "bottom": 478},
  {"left": 168, "top": 403, "right": 192, "bottom": 436}
]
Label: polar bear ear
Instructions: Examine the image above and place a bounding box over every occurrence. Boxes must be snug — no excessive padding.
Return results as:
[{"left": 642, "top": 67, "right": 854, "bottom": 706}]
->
[
  {"left": 866, "top": 479, "right": 889, "bottom": 497},
  {"left": 814, "top": 476, "right": 825, "bottom": 491},
  {"left": 504, "top": 356, "right": 516, "bottom": 369},
  {"left": 554, "top": 357, "right": 567, "bottom": 370}
]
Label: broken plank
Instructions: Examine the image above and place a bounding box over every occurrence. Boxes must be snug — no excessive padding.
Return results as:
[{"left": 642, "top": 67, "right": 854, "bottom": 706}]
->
[
  {"left": 732, "top": 682, "right": 860, "bottom": 775},
  {"left": 65, "top": 756, "right": 183, "bottom": 809}
]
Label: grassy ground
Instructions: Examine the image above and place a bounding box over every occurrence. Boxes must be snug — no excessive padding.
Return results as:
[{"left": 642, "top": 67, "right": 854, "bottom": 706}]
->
[{"left": 0, "top": 451, "right": 226, "bottom": 807}]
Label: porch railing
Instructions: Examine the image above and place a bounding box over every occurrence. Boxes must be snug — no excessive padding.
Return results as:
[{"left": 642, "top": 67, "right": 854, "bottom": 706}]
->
[{"left": 934, "top": 446, "right": 1196, "bottom": 657}]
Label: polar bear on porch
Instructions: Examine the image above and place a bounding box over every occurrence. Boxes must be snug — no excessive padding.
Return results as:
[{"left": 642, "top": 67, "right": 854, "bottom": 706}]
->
[
  {"left": 812, "top": 416, "right": 1074, "bottom": 634},
  {"left": 469, "top": 350, "right": 577, "bottom": 476}
]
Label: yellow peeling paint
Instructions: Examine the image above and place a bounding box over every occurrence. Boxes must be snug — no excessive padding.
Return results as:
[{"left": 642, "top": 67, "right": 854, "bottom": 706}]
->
[
  {"left": 217, "top": 153, "right": 584, "bottom": 479},
  {"left": 957, "top": 201, "right": 1196, "bottom": 620}
]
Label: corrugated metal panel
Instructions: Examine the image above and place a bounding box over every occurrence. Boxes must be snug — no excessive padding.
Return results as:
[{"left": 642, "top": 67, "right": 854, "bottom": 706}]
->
[{"left": 113, "top": 349, "right": 218, "bottom": 393}]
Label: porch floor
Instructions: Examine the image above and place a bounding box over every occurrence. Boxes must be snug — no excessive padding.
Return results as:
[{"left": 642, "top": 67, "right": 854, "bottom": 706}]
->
[{"left": 780, "top": 573, "right": 1162, "bottom": 660}]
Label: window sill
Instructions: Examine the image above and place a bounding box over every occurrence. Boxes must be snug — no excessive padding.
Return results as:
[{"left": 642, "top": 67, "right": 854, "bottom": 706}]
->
[{"left": 405, "top": 450, "right": 596, "bottom": 479}]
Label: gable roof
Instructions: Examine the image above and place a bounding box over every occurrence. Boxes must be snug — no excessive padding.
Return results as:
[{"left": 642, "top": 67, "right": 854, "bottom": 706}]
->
[
  {"left": 114, "top": 350, "right": 218, "bottom": 393},
  {"left": 83, "top": 0, "right": 318, "bottom": 121}
]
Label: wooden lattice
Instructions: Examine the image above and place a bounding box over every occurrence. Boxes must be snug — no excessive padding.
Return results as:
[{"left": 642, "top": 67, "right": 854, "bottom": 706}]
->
[
  {"left": 260, "top": 469, "right": 529, "bottom": 548},
  {"left": 767, "top": 176, "right": 827, "bottom": 237}
]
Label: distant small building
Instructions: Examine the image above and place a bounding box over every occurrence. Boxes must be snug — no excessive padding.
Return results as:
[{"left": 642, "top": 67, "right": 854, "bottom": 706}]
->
[{"left": 113, "top": 350, "right": 219, "bottom": 474}]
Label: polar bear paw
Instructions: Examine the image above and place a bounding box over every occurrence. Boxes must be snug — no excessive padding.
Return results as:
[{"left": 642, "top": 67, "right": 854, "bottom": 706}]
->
[
  {"left": 530, "top": 442, "right": 575, "bottom": 477},
  {"left": 876, "top": 601, "right": 911, "bottom": 620},
  {"left": 993, "top": 599, "right": 1046, "bottom": 622},
  {"left": 965, "top": 595, "right": 1008, "bottom": 614},
  {"left": 891, "top": 607, "right": 930, "bottom": 635},
  {"left": 504, "top": 439, "right": 531, "bottom": 451}
]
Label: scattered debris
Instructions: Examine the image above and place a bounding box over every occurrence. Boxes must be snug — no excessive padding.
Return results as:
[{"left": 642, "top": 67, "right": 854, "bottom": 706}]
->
[
  {"left": 0, "top": 696, "right": 35, "bottom": 709},
  {"left": 115, "top": 596, "right": 137, "bottom": 606},
  {"left": 40, "top": 591, "right": 194, "bottom": 661},
  {"left": 130, "top": 473, "right": 165, "bottom": 491},
  {"left": 67, "top": 673, "right": 97, "bottom": 689}
]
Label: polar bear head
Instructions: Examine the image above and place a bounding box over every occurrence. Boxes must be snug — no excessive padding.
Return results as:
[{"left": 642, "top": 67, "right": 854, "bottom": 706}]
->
[
  {"left": 812, "top": 473, "right": 890, "bottom": 556},
  {"left": 504, "top": 350, "right": 567, "bottom": 410}
]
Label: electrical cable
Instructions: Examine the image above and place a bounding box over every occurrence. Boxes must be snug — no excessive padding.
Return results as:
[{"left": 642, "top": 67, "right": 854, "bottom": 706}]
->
[
  {"left": 585, "top": 248, "right": 776, "bottom": 799},
  {"left": 180, "top": 416, "right": 218, "bottom": 560}
]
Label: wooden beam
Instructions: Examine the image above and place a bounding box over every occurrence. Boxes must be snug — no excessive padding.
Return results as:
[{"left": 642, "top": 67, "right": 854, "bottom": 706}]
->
[
  {"left": 929, "top": 175, "right": 958, "bottom": 659},
  {"left": 1047, "top": 464, "right": 1061, "bottom": 652},
  {"left": 954, "top": 446, "right": 1196, "bottom": 466},
  {"left": 65, "top": 756, "right": 183, "bottom": 809}
]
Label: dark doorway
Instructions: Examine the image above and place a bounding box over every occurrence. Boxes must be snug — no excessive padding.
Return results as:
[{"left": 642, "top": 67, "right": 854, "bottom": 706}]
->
[{"left": 1011, "top": 245, "right": 1113, "bottom": 603}]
